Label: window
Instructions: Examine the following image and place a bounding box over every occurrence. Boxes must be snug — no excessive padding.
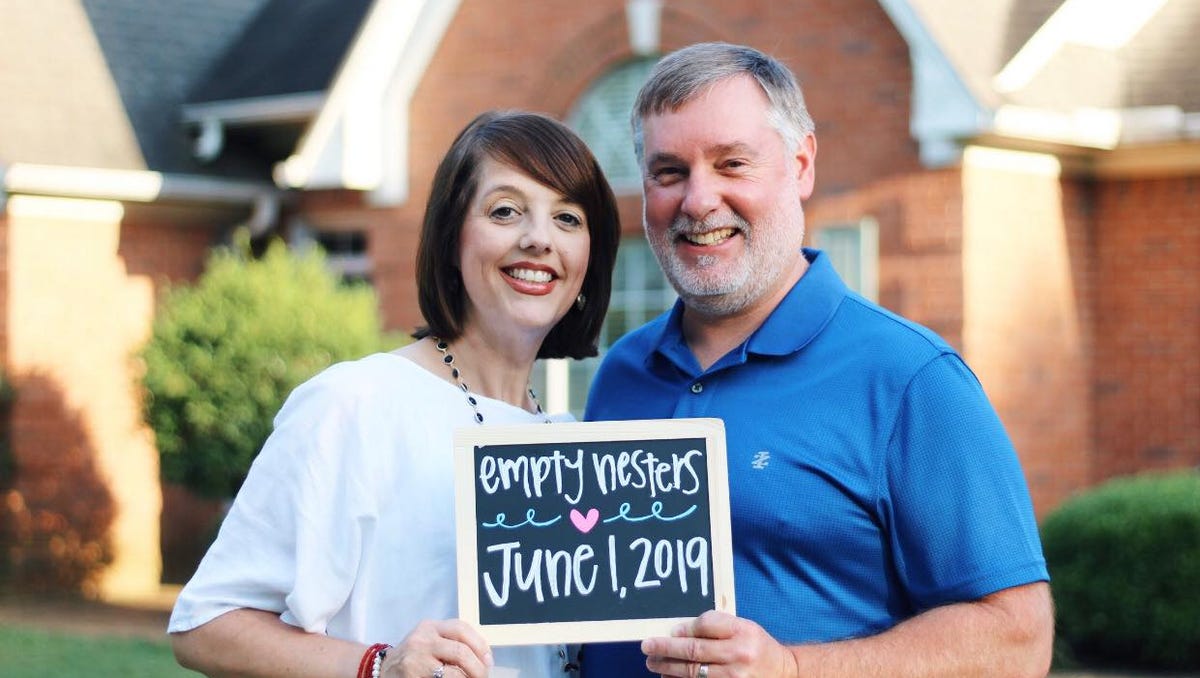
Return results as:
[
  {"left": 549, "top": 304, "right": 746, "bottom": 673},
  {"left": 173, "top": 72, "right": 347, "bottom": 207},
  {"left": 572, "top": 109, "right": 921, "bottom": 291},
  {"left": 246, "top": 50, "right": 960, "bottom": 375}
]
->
[
  {"left": 814, "top": 217, "right": 879, "bottom": 300},
  {"left": 567, "top": 57, "right": 658, "bottom": 192},
  {"left": 288, "top": 220, "right": 372, "bottom": 284},
  {"left": 534, "top": 237, "right": 675, "bottom": 417},
  {"left": 533, "top": 56, "right": 672, "bottom": 416}
]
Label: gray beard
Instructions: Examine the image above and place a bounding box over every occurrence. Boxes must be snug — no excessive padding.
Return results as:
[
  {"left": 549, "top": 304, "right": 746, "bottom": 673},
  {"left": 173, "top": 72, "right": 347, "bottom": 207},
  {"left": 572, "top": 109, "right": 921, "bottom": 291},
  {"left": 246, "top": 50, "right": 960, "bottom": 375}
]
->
[{"left": 654, "top": 212, "right": 803, "bottom": 318}]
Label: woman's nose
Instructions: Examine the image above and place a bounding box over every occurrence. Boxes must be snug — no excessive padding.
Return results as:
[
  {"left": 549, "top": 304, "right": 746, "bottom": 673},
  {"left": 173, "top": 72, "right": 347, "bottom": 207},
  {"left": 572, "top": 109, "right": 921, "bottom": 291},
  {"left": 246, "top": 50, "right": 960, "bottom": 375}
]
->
[{"left": 518, "top": 214, "right": 552, "bottom": 254}]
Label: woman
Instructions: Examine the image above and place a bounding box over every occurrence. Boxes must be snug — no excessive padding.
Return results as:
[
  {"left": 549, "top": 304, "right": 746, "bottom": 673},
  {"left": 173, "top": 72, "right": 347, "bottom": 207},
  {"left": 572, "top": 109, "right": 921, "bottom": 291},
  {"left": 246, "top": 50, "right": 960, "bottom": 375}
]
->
[{"left": 168, "top": 111, "right": 620, "bottom": 678}]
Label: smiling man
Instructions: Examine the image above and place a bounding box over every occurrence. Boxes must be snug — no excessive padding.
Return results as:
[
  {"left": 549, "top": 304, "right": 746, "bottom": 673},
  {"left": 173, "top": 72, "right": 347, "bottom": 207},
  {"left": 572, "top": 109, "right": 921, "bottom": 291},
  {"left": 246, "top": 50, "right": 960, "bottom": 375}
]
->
[{"left": 581, "top": 42, "right": 1053, "bottom": 678}]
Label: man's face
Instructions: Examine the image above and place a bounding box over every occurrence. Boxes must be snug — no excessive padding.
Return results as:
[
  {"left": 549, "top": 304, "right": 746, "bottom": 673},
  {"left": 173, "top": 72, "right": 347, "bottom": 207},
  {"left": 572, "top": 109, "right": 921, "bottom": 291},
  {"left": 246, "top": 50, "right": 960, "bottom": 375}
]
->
[{"left": 639, "top": 75, "right": 816, "bottom": 318}]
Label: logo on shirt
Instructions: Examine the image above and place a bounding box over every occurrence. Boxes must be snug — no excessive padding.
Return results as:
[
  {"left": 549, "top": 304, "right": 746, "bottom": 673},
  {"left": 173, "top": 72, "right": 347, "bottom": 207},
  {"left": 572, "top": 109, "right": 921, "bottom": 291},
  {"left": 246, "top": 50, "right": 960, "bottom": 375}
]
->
[{"left": 751, "top": 450, "right": 770, "bottom": 470}]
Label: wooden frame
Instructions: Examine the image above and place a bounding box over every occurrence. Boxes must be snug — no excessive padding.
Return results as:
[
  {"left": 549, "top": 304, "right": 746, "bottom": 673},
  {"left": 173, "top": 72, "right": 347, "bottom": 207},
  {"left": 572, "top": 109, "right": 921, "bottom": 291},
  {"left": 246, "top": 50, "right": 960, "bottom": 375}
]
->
[{"left": 453, "top": 418, "right": 735, "bottom": 645}]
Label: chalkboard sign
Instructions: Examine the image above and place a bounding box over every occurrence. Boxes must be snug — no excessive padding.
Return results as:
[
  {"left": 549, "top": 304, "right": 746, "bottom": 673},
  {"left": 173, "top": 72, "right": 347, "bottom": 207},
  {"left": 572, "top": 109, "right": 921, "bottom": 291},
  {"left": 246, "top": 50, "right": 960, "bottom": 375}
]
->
[{"left": 453, "top": 418, "right": 735, "bottom": 645}]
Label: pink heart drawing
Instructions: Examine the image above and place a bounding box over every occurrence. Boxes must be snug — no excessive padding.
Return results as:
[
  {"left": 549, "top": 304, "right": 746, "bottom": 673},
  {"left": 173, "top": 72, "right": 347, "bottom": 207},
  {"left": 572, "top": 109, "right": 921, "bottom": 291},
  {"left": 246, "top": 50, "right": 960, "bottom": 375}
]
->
[{"left": 569, "top": 508, "right": 600, "bottom": 534}]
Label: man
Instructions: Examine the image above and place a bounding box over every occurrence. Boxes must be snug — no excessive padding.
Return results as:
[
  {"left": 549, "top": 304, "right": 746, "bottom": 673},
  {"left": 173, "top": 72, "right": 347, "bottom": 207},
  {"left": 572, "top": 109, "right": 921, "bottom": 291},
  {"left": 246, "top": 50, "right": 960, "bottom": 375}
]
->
[{"left": 581, "top": 42, "right": 1053, "bottom": 678}]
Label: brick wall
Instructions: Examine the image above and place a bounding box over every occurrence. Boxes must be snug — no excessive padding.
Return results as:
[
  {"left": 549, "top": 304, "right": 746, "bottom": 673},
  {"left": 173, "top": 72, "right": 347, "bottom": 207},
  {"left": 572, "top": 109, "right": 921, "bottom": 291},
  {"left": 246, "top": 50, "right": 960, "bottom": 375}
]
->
[
  {"left": 365, "top": 0, "right": 917, "bottom": 334},
  {"left": 808, "top": 169, "right": 964, "bottom": 346},
  {"left": 2, "top": 195, "right": 217, "bottom": 599},
  {"left": 959, "top": 148, "right": 1093, "bottom": 515},
  {"left": 291, "top": 3, "right": 1200, "bottom": 519},
  {"left": 1092, "top": 176, "right": 1200, "bottom": 481}
]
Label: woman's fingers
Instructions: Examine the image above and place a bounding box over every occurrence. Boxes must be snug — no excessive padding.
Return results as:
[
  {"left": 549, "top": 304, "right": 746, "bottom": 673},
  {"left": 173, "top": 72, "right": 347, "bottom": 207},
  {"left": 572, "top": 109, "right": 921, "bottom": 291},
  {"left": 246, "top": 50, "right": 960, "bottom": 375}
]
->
[
  {"left": 386, "top": 619, "right": 493, "bottom": 678},
  {"left": 432, "top": 619, "right": 494, "bottom": 667}
]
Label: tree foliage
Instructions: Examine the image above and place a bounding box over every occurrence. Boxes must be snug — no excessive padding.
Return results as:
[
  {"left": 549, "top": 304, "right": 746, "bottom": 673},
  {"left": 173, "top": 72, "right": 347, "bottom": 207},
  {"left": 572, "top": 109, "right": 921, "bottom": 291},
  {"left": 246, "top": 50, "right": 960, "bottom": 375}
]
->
[{"left": 141, "top": 238, "right": 384, "bottom": 498}]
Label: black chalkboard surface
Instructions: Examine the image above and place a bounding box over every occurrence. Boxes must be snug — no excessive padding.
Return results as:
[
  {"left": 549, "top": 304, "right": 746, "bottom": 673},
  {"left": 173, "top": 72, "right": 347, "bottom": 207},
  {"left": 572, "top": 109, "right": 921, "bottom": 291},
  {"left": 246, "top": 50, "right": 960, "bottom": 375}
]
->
[{"left": 453, "top": 418, "right": 735, "bottom": 645}]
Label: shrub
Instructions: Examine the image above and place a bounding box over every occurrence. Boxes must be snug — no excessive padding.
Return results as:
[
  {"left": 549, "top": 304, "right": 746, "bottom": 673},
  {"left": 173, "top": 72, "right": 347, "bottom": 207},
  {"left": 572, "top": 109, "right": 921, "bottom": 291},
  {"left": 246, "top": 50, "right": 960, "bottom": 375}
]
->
[
  {"left": 140, "top": 236, "right": 385, "bottom": 499},
  {"left": 0, "top": 374, "right": 13, "bottom": 488},
  {"left": 1041, "top": 470, "right": 1200, "bottom": 670}
]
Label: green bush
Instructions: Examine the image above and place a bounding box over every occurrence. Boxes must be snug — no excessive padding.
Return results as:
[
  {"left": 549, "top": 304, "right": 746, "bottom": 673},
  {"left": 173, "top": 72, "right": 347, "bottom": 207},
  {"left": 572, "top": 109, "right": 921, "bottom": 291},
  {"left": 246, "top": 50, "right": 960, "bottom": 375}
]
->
[
  {"left": 140, "top": 236, "right": 386, "bottom": 499},
  {"left": 1042, "top": 470, "right": 1200, "bottom": 670}
]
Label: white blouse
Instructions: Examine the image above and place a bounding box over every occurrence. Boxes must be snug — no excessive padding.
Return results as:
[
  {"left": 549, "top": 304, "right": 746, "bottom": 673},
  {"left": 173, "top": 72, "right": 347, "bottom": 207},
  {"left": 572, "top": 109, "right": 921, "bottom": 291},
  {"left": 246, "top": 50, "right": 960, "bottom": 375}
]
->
[{"left": 170, "top": 353, "right": 574, "bottom": 677}]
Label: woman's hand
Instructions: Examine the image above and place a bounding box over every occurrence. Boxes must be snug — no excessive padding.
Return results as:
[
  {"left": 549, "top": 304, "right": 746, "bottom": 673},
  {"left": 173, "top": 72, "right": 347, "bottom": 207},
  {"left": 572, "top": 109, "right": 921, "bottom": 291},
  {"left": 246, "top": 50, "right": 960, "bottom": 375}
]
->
[{"left": 384, "top": 619, "right": 494, "bottom": 678}]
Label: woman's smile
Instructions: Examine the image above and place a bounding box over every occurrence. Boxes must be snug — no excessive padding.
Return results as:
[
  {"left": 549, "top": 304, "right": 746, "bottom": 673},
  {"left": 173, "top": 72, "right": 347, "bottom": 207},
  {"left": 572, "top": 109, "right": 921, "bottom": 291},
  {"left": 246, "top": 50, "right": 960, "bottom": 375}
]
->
[
  {"left": 502, "top": 262, "right": 557, "bottom": 294},
  {"left": 459, "top": 158, "right": 590, "bottom": 333}
]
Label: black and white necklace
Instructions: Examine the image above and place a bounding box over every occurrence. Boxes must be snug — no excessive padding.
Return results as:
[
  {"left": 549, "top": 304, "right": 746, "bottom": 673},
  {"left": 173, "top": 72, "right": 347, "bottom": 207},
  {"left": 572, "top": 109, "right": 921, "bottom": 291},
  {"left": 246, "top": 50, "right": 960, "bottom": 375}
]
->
[{"left": 433, "top": 337, "right": 550, "bottom": 424}]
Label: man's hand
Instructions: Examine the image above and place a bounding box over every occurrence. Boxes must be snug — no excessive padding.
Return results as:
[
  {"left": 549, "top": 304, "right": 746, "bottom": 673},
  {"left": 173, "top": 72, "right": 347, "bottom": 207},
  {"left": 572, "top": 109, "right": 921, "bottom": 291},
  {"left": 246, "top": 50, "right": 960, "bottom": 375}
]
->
[
  {"left": 638, "top": 583, "right": 1053, "bottom": 678},
  {"left": 641, "top": 610, "right": 798, "bottom": 678}
]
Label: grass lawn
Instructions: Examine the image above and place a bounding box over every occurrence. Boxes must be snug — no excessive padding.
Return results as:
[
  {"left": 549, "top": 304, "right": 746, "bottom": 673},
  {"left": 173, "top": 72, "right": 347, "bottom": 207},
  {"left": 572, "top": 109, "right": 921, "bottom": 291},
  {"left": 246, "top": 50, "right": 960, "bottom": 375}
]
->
[{"left": 0, "top": 623, "right": 195, "bottom": 678}]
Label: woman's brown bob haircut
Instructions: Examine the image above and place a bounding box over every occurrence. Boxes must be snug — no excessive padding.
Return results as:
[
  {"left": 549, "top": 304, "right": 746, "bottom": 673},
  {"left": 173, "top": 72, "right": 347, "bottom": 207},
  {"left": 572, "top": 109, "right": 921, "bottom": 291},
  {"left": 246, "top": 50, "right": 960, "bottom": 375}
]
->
[{"left": 414, "top": 111, "right": 620, "bottom": 359}]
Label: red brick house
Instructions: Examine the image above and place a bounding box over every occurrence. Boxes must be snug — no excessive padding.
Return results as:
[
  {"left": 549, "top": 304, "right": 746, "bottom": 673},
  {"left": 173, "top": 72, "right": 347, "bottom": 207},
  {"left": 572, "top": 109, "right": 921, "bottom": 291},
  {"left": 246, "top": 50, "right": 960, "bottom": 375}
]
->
[{"left": 2, "top": 0, "right": 1197, "bottom": 600}]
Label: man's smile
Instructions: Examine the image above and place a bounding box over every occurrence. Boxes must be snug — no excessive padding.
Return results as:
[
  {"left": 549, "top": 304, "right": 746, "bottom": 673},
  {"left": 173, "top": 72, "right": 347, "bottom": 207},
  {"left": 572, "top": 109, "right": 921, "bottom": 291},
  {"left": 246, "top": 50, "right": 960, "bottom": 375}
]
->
[{"left": 682, "top": 227, "right": 737, "bottom": 246}]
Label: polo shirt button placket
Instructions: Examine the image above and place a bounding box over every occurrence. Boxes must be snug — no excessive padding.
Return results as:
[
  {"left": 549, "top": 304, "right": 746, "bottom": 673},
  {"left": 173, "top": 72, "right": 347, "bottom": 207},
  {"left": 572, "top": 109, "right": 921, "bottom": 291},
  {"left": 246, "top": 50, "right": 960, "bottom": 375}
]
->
[{"left": 678, "top": 380, "right": 710, "bottom": 417}]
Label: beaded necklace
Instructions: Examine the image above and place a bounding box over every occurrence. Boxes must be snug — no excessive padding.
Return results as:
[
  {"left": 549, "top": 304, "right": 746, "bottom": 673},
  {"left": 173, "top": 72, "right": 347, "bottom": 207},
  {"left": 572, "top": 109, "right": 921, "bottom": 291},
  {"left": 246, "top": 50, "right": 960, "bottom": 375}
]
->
[{"left": 433, "top": 337, "right": 549, "bottom": 424}]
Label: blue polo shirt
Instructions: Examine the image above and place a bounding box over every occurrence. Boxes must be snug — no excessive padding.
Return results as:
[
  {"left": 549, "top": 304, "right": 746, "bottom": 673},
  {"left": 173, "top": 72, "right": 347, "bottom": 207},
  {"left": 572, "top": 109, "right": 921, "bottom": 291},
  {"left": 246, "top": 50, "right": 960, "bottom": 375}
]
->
[{"left": 581, "top": 249, "right": 1046, "bottom": 675}]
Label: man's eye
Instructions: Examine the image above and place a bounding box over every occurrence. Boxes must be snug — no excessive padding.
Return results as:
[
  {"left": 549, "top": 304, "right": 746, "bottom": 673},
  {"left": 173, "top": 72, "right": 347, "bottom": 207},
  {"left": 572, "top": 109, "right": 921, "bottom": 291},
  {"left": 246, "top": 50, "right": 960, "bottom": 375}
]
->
[{"left": 650, "top": 167, "right": 684, "bottom": 184}]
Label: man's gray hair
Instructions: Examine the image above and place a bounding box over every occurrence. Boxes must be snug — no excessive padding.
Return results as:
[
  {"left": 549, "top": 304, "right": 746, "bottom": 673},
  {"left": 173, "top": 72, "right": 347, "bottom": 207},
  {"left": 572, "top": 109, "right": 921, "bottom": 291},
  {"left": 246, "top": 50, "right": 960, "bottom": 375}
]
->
[{"left": 631, "top": 42, "right": 815, "bottom": 162}]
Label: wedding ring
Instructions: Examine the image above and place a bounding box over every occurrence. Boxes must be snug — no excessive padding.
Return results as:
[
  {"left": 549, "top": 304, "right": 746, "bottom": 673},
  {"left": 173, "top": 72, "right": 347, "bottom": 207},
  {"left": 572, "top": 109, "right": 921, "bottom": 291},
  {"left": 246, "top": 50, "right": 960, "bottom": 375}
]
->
[
  {"left": 697, "top": 663, "right": 709, "bottom": 678},
  {"left": 432, "top": 665, "right": 445, "bottom": 678}
]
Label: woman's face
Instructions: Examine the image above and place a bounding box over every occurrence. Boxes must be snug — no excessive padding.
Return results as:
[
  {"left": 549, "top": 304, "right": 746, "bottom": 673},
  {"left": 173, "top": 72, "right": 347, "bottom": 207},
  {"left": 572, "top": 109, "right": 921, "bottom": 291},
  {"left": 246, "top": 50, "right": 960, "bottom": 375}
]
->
[{"left": 458, "top": 157, "right": 591, "bottom": 341}]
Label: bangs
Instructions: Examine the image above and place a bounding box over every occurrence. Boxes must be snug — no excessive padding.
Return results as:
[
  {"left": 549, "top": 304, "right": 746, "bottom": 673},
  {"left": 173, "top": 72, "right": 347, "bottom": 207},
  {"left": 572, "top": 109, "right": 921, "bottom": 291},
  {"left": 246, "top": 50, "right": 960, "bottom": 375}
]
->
[{"left": 482, "top": 118, "right": 600, "bottom": 212}]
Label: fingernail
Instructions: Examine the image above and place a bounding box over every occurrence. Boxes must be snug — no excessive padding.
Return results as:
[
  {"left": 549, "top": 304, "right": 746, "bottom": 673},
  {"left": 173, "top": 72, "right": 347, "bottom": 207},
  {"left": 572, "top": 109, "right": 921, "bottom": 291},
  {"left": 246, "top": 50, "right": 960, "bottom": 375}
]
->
[{"left": 485, "top": 651, "right": 495, "bottom": 667}]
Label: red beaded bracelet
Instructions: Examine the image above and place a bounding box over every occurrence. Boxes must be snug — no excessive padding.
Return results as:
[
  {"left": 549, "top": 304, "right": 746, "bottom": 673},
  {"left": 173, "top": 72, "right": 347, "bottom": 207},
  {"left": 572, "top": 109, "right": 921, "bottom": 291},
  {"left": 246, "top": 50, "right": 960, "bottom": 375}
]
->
[{"left": 357, "top": 643, "right": 392, "bottom": 678}]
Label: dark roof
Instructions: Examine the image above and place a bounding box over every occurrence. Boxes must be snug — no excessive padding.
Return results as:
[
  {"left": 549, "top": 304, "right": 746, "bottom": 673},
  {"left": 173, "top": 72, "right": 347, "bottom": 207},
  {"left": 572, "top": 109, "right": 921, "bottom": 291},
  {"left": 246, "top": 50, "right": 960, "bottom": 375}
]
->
[
  {"left": 187, "top": 0, "right": 375, "bottom": 105},
  {"left": 1122, "top": 0, "right": 1200, "bottom": 111},
  {"left": 906, "top": 0, "right": 1067, "bottom": 110},
  {"left": 907, "top": 0, "right": 1200, "bottom": 114},
  {"left": 0, "top": 0, "right": 271, "bottom": 172},
  {"left": 0, "top": 0, "right": 371, "bottom": 176},
  {"left": 80, "top": 0, "right": 274, "bottom": 172}
]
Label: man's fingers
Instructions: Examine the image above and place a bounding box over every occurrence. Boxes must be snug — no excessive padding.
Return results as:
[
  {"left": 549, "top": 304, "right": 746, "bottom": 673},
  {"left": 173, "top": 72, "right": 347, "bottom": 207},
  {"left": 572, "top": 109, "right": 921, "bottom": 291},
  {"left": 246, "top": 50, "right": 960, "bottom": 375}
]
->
[{"left": 692, "top": 610, "right": 740, "bottom": 639}]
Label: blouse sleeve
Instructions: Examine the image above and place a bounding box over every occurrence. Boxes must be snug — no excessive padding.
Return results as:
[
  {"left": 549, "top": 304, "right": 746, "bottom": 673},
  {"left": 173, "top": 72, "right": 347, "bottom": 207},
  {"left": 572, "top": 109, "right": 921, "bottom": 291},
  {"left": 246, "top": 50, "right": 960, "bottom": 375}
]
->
[{"left": 168, "top": 368, "right": 374, "bottom": 634}]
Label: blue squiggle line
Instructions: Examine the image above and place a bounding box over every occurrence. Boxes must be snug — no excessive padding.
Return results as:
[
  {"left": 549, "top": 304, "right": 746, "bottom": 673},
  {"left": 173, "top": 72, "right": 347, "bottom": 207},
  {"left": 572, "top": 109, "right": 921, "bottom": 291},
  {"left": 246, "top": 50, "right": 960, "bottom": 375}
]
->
[
  {"left": 481, "top": 508, "right": 562, "bottom": 529},
  {"left": 602, "top": 501, "right": 697, "bottom": 524}
]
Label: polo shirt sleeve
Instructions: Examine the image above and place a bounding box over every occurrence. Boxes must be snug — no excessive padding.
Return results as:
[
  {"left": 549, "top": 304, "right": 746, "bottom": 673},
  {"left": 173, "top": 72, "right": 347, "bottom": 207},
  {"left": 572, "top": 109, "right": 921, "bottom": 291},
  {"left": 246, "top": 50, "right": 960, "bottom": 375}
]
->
[
  {"left": 881, "top": 354, "right": 1048, "bottom": 611},
  {"left": 168, "top": 371, "right": 371, "bottom": 634}
]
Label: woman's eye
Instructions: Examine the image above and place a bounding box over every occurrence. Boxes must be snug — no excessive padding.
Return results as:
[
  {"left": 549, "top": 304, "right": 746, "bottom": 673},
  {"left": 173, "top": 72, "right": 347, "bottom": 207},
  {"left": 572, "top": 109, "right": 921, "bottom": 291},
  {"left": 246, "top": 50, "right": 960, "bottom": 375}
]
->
[
  {"left": 489, "top": 205, "right": 518, "bottom": 220},
  {"left": 556, "top": 212, "right": 584, "bottom": 228}
]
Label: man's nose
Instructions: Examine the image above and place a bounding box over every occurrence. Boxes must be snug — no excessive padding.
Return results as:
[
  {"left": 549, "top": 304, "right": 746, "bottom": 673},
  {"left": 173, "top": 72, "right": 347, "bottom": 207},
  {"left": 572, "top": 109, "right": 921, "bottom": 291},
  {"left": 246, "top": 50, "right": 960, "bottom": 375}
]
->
[{"left": 680, "top": 171, "right": 720, "bottom": 220}]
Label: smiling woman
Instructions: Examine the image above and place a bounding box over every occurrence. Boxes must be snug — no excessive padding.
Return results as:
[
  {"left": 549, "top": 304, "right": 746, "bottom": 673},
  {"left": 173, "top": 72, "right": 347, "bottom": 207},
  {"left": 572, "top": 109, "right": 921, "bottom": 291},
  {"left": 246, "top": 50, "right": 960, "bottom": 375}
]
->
[
  {"left": 457, "top": 158, "right": 592, "bottom": 339},
  {"left": 415, "top": 111, "right": 620, "bottom": 361},
  {"left": 166, "top": 111, "right": 620, "bottom": 678}
]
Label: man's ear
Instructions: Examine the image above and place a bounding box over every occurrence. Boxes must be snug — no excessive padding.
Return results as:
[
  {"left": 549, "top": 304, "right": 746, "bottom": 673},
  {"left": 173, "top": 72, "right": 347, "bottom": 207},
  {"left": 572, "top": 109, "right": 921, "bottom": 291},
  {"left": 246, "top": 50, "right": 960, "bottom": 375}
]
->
[{"left": 795, "top": 133, "right": 817, "bottom": 200}]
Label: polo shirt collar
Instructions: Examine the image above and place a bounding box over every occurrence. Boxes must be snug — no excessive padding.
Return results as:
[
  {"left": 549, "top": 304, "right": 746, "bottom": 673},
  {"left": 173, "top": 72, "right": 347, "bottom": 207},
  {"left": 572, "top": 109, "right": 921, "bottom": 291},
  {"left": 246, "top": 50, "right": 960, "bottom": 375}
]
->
[{"left": 650, "top": 248, "right": 849, "bottom": 375}]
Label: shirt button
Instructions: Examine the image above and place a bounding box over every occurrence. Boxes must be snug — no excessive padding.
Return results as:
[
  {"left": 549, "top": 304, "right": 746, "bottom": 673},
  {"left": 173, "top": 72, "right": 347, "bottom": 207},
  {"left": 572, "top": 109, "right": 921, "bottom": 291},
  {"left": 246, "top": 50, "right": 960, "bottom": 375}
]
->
[
  {"left": 559, "top": 648, "right": 566, "bottom": 658},
  {"left": 691, "top": 382, "right": 704, "bottom": 394}
]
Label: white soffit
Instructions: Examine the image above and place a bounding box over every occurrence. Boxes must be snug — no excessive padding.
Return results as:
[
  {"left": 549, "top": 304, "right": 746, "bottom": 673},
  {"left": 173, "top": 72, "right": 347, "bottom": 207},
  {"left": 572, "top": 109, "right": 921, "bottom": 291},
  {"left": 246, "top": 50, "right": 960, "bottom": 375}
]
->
[
  {"left": 875, "top": 0, "right": 991, "bottom": 167},
  {"left": 994, "top": 105, "right": 1200, "bottom": 149},
  {"left": 275, "top": 0, "right": 462, "bottom": 205}
]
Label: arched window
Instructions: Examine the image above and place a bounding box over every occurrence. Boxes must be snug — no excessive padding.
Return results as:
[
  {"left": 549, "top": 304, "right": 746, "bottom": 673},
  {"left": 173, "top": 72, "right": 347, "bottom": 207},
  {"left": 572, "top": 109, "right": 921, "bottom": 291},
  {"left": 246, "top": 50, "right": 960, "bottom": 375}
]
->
[
  {"left": 567, "top": 57, "right": 658, "bottom": 192},
  {"left": 532, "top": 56, "right": 679, "bottom": 418}
]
